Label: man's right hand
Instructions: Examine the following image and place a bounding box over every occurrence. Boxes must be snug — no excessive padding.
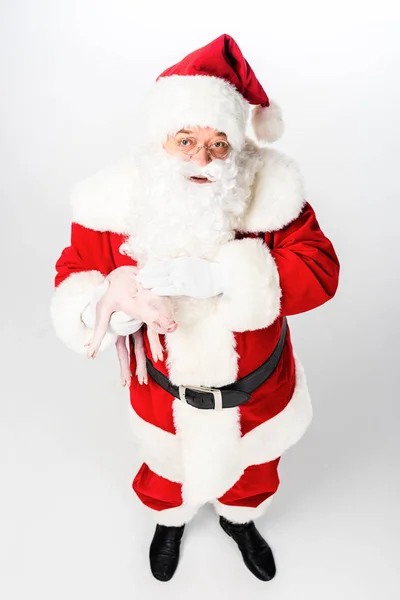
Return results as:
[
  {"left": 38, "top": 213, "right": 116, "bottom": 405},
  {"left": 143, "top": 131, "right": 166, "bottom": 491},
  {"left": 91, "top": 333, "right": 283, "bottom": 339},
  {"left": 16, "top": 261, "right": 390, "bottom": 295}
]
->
[{"left": 81, "top": 279, "right": 143, "bottom": 336}]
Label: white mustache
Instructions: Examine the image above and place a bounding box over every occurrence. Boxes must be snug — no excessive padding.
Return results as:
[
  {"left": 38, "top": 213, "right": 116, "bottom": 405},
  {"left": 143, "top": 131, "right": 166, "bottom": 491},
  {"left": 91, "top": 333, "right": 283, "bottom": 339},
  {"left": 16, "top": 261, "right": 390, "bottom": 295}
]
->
[{"left": 176, "top": 156, "right": 237, "bottom": 182}]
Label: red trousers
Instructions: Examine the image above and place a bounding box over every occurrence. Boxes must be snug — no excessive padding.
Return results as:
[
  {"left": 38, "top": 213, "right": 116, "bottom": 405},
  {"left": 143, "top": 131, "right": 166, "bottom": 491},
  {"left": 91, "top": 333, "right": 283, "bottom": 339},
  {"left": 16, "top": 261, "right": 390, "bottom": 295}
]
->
[{"left": 132, "top": 457, "right": 281, "bottom": 525}]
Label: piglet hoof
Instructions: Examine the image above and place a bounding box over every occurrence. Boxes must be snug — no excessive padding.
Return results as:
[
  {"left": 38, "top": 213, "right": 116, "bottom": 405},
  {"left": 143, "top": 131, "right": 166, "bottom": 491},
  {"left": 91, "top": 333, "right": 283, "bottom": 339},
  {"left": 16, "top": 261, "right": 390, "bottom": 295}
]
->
[
  {"left": 119, "top": 363, "right": 132, "bottom": 387},
  {"left": 152, "top": 347, "right": 164, "bottom": 363},
  {"left": 137, "top": 371, "right": 148, "bottom": 385},
  {"left": 84, "top": 341, "right": 97, "bottom": 359}
]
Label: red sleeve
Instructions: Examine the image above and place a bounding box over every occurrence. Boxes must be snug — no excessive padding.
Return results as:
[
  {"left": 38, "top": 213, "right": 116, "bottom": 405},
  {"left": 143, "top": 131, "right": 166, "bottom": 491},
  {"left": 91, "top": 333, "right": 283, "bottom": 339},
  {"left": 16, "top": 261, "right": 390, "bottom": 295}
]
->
[
  {"left": 268, "top": 202, "right": 340, "bottom": 316},
  {"left": 54, "top": 222, "right": 117, "bottom": 287},
  {"left": 50, "top": 223, "right": 125, "bottom": 354}
]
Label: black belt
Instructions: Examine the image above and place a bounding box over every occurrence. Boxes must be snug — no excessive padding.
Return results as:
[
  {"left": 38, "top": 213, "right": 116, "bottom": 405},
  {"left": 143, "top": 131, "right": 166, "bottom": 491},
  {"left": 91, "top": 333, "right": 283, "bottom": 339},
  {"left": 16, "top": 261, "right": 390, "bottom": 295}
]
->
[{"left": 144, "top": 317, "right": 287, "bottom": 410}]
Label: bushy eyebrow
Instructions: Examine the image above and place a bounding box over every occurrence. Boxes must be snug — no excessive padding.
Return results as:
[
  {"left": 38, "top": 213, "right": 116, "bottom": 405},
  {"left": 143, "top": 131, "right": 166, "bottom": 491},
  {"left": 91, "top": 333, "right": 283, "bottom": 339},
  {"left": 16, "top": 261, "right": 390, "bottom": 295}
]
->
[{"left": 176, "top": 129, "right": 227, "bottom": 137}]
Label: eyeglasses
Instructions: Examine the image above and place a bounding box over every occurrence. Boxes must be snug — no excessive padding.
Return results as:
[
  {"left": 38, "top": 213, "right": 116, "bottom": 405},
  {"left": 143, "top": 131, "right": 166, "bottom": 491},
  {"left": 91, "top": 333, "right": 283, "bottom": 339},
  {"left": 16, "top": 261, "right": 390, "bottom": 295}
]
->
[{"left": 175, "top": 137, "right": 230, "bottom": 159}]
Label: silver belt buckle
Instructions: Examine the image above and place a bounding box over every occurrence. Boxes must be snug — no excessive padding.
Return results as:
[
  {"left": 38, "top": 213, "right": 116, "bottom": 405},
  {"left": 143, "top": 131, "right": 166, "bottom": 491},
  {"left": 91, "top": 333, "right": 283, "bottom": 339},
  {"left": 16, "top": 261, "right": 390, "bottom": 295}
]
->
[{"left": 178, "top": 385, "right": 223, "bottom": 410}]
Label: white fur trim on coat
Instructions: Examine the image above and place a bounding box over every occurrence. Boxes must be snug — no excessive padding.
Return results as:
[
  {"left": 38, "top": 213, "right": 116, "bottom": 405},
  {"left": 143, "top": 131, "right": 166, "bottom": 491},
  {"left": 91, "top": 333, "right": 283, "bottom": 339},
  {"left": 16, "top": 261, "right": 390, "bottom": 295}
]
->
[
  {"left": 128, "top": 356, "right": 312, "bottom": 507},
  {"left": 241, "top": 147, "right": 306, "bottom": 232},
  {"left": 215, "top": 237, "right": 281, "bottom": 332},
  {"left": 146, "top": 75, "right": 250, "bottom": 150},
  {"left": 165, "top": 299, "right": 239, "bottom": 387},
  {"left": 70, "top": 158, "right": 137, "bottom": 234},
  {"left": 50, "top": 271, "right": 117, "bottom": 354},
  {"left": 239, "top": 357, "right": 312, "bottom": 466},
  {"left": 212, "top": 496, "right": 273, "bottom": 524},
  {"left": 129, "top": 407, "right": 183, "bottom": 483},
  {"left": 173, "top": 399, "right": 243, "bottom": 507}
]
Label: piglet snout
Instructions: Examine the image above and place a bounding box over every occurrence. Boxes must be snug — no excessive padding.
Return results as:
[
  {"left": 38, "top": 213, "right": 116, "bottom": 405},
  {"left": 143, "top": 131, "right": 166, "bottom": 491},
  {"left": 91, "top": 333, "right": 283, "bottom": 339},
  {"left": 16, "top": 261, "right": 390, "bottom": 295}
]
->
[
  {"left": 160, "top": 318, "right": 178, "bottom": 333},
  {"left": 150, "top": 314, "right": 178, "bottom": 334}
]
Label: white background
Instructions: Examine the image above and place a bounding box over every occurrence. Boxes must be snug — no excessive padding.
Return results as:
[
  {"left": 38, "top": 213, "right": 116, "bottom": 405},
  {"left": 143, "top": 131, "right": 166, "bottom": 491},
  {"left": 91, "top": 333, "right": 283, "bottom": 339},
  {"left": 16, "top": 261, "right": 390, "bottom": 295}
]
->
[{"left": 1, "top": 1, "right": 399, "bottom": 598}]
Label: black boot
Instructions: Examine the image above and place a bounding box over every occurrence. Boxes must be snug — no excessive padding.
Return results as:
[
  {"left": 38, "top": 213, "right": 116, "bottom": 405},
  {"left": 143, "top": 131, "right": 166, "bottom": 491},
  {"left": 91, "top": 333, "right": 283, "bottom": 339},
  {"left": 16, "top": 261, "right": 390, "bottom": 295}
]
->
[
  {"left": 149, "top": 524, "right": 185, "bottom": 582},
  {"left": 219, "top": 516, "right": 276, "bottom": 581}
]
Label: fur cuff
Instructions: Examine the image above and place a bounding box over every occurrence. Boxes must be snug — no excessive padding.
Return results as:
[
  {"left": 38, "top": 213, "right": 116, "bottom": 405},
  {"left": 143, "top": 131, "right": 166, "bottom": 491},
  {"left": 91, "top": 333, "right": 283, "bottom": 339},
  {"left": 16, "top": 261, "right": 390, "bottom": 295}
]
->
[
  {"left": 212, "top": 496, "right": 273, "bottom": 524},
  {"left": 50, "top": 270, "right": 117, "bottom": 354},
  {"left": 215, "top": 238, "right": 281, "bottom": 332},
  {"left": 149, "top": 503, "right": 200, "bottom": 526}
]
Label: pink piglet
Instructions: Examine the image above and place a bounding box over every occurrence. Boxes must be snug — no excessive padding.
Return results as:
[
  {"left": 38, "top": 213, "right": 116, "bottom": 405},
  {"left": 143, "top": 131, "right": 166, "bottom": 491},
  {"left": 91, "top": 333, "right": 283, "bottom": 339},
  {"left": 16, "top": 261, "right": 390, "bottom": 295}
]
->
[{"left": 85, "top": 266, "right": 177, "bottom": 386}]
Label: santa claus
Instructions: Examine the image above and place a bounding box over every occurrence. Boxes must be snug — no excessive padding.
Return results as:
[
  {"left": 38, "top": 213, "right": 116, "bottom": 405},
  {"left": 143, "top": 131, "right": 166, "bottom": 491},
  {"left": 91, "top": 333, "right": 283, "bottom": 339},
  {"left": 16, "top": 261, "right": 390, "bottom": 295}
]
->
[{"left": 50, "top": 34, "right": 340, "bottom": 582}]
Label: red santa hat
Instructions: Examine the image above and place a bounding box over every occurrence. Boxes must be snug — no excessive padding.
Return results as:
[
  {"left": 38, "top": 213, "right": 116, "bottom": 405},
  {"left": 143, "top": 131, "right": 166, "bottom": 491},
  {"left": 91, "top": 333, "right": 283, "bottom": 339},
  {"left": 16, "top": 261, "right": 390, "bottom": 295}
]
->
[{"left": 145, "top": 34, "right": 284, "bottom": 150}]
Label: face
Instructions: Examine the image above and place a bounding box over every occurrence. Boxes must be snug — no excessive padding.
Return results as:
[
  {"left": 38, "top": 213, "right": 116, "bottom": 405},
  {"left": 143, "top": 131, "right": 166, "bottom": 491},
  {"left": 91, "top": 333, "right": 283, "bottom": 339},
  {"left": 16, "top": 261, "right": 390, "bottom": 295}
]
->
[
  {"left": 140, "top": 291, "right": 177, "bottom": 334},
  {"left": 163, "top": 126, "right": 230, "bottom": 184}
]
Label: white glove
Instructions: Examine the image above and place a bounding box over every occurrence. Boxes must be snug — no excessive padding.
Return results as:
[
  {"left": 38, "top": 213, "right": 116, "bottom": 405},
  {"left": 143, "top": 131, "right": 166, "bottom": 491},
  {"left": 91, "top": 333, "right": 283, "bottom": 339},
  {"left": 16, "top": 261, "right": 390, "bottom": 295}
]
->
[
  {"left": 136, "top": 257, "right": 224, "bottom": 299},
  {"left": 81, "top": 279, "right": 144, "bottom": 336}
]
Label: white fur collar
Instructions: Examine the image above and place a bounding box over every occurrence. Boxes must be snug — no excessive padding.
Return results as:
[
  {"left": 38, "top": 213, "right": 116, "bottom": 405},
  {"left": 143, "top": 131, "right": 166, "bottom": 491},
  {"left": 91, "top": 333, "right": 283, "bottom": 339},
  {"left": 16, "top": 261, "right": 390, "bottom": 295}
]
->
[
  {"left": 70, "top": 157, "right": 137, "bottom": 234},
  {"left": 70, "top": 143, "right": 306, "bottom": 235},
  {"left": 241, "top": 147, "right": 306, "bottom": 232}
]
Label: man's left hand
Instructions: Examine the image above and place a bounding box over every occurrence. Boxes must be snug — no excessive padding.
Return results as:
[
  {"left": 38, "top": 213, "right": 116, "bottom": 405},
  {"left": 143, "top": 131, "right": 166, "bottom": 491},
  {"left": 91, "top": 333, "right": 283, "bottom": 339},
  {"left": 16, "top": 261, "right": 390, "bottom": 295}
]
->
[{"left": 137, "top": 257, "right": 224, "bottom": 299}]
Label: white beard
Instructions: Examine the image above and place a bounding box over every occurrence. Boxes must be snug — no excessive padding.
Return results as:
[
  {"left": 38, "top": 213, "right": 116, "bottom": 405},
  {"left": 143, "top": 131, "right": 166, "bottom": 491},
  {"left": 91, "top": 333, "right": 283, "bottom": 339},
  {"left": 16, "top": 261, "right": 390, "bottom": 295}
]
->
[
  {"left": 125, "top": 141, "right": 262, "bottom": 266},
  {"left": 123, "top": 139, "right": 263, "bottom": 369}
]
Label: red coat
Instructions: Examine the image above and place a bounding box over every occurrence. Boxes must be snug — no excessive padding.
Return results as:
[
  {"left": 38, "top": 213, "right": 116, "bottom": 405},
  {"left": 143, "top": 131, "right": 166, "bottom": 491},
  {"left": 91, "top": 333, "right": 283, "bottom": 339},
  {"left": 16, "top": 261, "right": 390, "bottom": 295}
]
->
[{"left": 50, "top": 146, "right": 340, "bottom": 509}]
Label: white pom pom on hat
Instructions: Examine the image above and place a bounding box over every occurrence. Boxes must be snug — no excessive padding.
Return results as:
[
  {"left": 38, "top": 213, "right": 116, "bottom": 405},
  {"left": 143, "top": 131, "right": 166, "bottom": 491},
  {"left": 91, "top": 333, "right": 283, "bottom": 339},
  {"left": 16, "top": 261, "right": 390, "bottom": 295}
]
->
[
  {"left": 251, "top": 99, "right": 284, "bottom": 143},
  {"left": 146, "top": 34, "right": 284, "bottom": 150}
]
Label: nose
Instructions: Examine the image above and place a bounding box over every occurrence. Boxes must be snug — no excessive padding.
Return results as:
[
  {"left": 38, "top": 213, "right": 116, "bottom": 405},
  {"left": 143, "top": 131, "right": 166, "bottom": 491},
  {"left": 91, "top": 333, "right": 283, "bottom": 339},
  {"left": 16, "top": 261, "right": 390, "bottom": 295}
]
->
[
  {"left": 166, "top": 321, "right": 177, "bottom": 333},
  {"left": 191, "top": 146, "right": 212, "bottom": 167}
]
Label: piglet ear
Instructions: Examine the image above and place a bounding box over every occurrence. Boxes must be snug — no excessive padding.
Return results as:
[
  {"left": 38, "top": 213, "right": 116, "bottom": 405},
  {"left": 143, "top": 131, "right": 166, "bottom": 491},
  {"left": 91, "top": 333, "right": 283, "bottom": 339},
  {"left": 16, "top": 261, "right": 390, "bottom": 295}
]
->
[{"left": 251, "top": 100, "right": 284, "bottom": 143}]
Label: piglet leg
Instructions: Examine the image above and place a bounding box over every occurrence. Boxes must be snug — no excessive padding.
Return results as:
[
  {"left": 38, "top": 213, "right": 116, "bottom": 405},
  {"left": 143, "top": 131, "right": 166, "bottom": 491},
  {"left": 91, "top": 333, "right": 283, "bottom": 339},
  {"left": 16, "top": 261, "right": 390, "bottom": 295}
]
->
[
  {"left": 147, "top": 328, "right": 164, "bottom": 363},
  {"left": 85, "top": 300, "right": 114, "bottom": 359},
  {"left": 133, "top": 329, "right": 148, "bottom": 385},
  {"left": 115, "top": 336, "right": 131, "bottom": 387}
]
